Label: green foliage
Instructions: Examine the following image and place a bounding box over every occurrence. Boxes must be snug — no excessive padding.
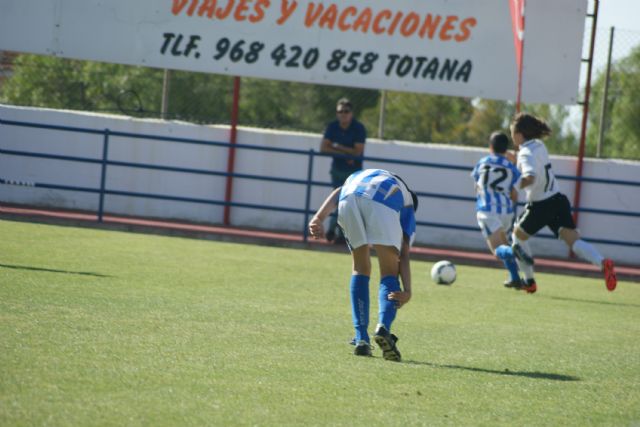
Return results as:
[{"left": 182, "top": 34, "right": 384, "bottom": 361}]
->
[
  {"left": 2, "top": 51, "right": 638, "bottom": 159},
  {"left": 2, "top": 55, "right": 88, "bottom": 110},
  {"left": 465, "top": 99, "right": 515, "bottom": 147},
  {"left": 1, "top": 55, "right": 164, "bottom": 117},
  {"left": 239, "top": 79, "right": 379, "bottom": 131},
  {"left": 166, "top": 70, "right": 235, "bottom": 123},
  {"left": 2, "top": 220, "right": 640, "bottom": 426},
  {"left": 588, "top": 44, "right": 640, "bottom": 159},
  {"left": 362, "top": 92, "right": 474, "bottom": 144}
]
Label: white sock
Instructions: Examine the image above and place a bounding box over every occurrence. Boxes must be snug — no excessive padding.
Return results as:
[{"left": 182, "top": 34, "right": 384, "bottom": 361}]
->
[
  {"left": 515, "top": 258, "right": 535, "bottom": 280},
  {"left": 572, "top": 239, "right": 604, "bottom": 268},
  {"left": 512, "top": 234, "right": 535, "bottom": 280}
]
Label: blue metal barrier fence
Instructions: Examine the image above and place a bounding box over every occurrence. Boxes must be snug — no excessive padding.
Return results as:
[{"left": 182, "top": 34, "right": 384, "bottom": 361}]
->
[{"left": 1, "top": 117, "right": 638, "bottom": 248}]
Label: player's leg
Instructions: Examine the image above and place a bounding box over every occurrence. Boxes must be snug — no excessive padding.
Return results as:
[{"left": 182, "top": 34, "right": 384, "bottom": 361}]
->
[
  {"left": 561, "top": 227, "right": 605, "bottom": 267},
  {"left": 357, "top": 198, "right": 404, "bottom": 361},
  {"left": 338, "top": 195, "right": 373, "bottom": 355},
  {"left": 350, "top": 245, "right": 373, "bottom": 354},
  {"left": 373, "top": 244, "right": 403, "bottom": 361},
  {"left": 512, "top": 226, "right": 537, "bottom": 293},
  {"left": 558, "top": 228, "right": 617, "bottom": 291},
  {"left": 357, "top": 199, "right": 403, "bottom": 333},
  {"left": 479, "top": 212, "right": 521, "bottom": 287},
  {"left": 490, "top": 232, "right": 522, "bottom": 287},
  {"left": 511, "top": 202, "right": 549, "bottom": 293},
  {"left": 512, "top": 226, "right": 535, "bottom": 266},
  {"left": 552, "top": 193, "right": 616, "bottom": 291},
  {"left": 375, "top": 245, "right": 401, "bottom": 331}
]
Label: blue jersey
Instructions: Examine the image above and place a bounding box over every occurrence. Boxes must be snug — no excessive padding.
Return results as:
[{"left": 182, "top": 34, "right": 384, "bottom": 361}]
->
[
  {"left": 340, "top": 169, "right": 416, "bottom": 243},
  {"left": 471, "top": 155, "right": 521, "bottom": 214}
]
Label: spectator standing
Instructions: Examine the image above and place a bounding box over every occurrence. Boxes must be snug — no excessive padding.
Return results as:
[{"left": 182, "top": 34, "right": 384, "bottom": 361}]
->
[{"left": 320, "top": 98, "right": 367, "bottom": 243}]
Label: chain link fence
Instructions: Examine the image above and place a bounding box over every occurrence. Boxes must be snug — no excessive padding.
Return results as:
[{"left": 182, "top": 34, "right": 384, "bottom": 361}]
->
[
  {"left": 586, "top": 26, "right": 640, "bottom": 159},
  {"left": 1, "top": 22, "right": 639, "bottom": 160}
]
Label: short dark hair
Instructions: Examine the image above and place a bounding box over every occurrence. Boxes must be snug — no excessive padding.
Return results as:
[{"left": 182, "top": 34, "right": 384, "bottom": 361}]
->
[
  {"left": 336, "top": 98, "right": 352, "bottom": 110},
  {"left": 489, "top": 131, "right": 509, "bottom": 154},
  {"left": 511, "top": 112, "right": 552, "bottom": 140}
]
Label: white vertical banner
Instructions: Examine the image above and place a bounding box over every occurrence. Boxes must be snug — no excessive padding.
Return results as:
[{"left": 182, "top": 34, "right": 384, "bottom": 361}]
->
[{"left": 0, "top": 0, "right": 587, "bottom": 104}]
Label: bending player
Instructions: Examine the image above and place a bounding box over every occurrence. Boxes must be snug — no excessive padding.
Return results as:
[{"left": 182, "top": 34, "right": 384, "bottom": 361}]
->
[{"left": 308, "top": 169, "right": 418, "bottom": 361}]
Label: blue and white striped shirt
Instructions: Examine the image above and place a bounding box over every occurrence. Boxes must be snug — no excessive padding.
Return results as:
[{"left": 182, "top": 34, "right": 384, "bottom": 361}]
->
[
  {"left": 340, "top": 169, "right": 416, "bottom": 243},
  {"left": 471, "top": 155, "right": 521, "bottom": 214}
]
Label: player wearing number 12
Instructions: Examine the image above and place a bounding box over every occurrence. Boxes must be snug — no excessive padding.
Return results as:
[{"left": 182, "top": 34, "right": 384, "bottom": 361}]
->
[
  {"left": 510, "top": 113, "right": 617, "bottom": 293},
  {"left": 471, "top": 132, "right": 523, "bottom": 289}
]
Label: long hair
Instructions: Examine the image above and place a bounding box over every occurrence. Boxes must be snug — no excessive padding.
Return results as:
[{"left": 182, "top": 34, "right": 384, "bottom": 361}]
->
[{"left": 511, "top": 112, "right": 551, "bottom": 140}]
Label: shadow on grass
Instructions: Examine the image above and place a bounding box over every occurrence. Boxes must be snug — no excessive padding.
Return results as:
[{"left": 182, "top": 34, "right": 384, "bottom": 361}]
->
[
  {"left": 404, "top": 360, "right": 581, "bottom": 381},
  {"left": 540, "top": 294, "right": 640, "bottom": 308},
  {"left": 0, "top": 263, "right": 111, "bottom": 278}
]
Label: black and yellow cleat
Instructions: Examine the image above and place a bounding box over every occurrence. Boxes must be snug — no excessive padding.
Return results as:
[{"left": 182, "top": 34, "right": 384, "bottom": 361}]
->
[{"left": 373, "top": 324, "right": 401, "bottom": 362}]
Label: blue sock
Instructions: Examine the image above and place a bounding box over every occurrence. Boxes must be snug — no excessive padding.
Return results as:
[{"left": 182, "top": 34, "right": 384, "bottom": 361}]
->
[
  {"left": 350, "top": 275, "right": 370, "bottom": 343},
  {"left": 496, "top": 245, "right": 521, "bottom": 282},
  {"left": 378, "top": 275, "right": 401, "bottom": 332}
]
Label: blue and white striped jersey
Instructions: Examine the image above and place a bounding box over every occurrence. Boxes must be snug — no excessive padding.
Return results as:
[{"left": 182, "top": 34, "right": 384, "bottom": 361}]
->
[
  {"left": 471, "top": 155, "right": 521, "bottom": 214},
  {"left": 340, "top": 169, "right": 416, "bottom": 243}
]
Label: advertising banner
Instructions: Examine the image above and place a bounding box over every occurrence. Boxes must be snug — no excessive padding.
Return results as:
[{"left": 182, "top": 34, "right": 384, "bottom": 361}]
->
[{"left": 0, "top": 0, "right": 587, "bottom": 104}]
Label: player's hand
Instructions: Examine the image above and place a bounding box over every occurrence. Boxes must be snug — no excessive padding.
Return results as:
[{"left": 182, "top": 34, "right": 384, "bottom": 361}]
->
[
  {"left": 308, "top": 216, "right": 324, "bottom": 239},
  {"left": 388, "top": 291, "right": 411, "bottom": 309}
]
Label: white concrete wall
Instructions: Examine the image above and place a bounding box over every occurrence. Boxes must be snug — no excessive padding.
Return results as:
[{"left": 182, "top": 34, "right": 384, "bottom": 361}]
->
[{"left": 1, "top": 104, "right": 639, "bottom": 265}]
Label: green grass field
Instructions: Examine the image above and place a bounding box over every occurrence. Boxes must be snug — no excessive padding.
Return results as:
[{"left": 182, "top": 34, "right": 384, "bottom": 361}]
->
[{"left": 1, "top": 219, "right": 639, "bottom": 426}]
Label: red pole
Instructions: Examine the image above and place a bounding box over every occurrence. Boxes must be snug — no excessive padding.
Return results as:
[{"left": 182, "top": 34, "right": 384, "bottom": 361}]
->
[
  {"left": 223, "top": 76, "right": 241, "bottom": 226},
  {"left": 516, "top": 37, "right": 524, "bottom": 113},
  {"left": 573, "top": 0, "right": 599, "bottom": 226},
  {"left": 510, "top": 0, "right": 526, "bottom": 113}
]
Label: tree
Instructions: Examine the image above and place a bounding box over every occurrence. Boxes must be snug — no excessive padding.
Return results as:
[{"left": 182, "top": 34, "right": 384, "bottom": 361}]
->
[
  {"left": 1, "top": 55, "right": 164, "bottom": 117},
  {"left": 587, "top": 44, "right": 640, "bottom": 159},
  {"left": 239, "top": 80, "right": 379, "bottom": 132},
  {"left": 0, "top": 54, "right": 379, "bottom": 132},
  {"left": 2, "top": 53, "right": 635, "bottom": 160},
  {"left": 361, "top": 92, "right": 474, "bottom": 144},
  {"left": 465, "top": 99, "right": 514, "bottom": 148}
]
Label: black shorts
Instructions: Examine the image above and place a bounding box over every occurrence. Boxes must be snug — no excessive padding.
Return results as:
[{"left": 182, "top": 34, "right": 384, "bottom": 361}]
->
[{"left": 516, "top": 193, "right": 576, "bottom": 238}]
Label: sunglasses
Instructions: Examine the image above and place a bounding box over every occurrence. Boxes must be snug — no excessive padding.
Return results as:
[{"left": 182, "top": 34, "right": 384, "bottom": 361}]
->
[{"left": 337, "top": 109, "right": 352, "bottom": 114}]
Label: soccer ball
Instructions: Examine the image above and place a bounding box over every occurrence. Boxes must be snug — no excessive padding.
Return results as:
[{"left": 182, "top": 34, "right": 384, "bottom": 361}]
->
[{"left": 431, "top": 260, "right": 456, "bottom": 285}]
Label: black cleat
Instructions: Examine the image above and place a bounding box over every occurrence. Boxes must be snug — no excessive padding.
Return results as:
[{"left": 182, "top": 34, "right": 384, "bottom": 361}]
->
[
  {"left": 373, "top": 324, "right": 401, "bottom": 362},
  {"left": 512, "top": 243, "right": 535, "bottom": 266},
  {"left": 354, "top": 340, "right": 372, "bottom": 357},
  {"left": 504, "top": 278, "right": 524, "bottom": 289}
]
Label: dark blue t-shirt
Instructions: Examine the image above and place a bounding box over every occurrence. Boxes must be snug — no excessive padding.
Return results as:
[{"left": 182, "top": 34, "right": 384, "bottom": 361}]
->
[{"left": 323, "top": 119, "right": 366, "bottom": 172}]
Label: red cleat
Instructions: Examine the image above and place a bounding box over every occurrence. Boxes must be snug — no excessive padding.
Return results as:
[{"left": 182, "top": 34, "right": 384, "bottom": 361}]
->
[
  {"left": 522, "top": 278, "right": 537, "bottom": 294},
  {"left": 603, "top": 258, "right": 617, "bottom": 291}
]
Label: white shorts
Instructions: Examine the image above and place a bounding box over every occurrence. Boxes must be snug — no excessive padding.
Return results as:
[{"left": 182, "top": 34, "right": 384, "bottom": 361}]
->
[
  {"left": 338, "top": 194, "right": 402, "bottom": 251},
  {"left": 476, "top": 211, "right": 515, "bottom": 239}
]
